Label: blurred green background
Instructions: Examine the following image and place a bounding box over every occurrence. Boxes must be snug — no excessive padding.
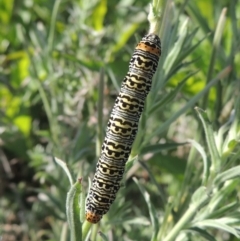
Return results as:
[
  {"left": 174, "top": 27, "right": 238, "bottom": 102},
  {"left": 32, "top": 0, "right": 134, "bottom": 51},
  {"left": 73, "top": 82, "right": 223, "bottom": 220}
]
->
[{"left": 0, "top": 0, "right": 240, "bottom": 240}]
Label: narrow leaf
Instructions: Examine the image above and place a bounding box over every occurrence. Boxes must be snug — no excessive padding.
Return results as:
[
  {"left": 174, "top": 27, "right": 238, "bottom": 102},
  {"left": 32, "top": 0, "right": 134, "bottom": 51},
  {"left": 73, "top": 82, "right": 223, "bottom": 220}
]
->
[
  {"left": 98, "top": 231, "right": 109, "bottom": 241},
  {"left": 163, "top": 18, "right": 188, "bottom": 74},
  {"left": 54, "top": 157, "right": 74, "bottom": 186},
  {"left": 80, "top": 188, "right": 86, "bottom": 223},
  {"left": 214, "top": 165, "right": 240, "bottom": 184},
  {"left": 149, "top": 71, "right": 197, "bottom": 115},
  {"left": 195, "top": 107, "right": 221, "bottom": 174},
  {"left": 187, "top": 139, "right": 209, "bottom": 184},
  {"left": 133, "top": 177, "right": 159, "bottom": 241},
  {"left": 66, "top": 179, "right": 82, "bottom": 241},
  {"left": 187, "top": 227, "right": 217, "bottom": 241},
  {"left": 141, "top": 142, "right": 187, "bottom": 155},
  {"left": 145, "top": 66, "right": 231, "bottom": 143},
  {"left": 194, "top": 219, "right": 240, "bottom": 238},
  {"left": 191, "top": 186, "right": 209, "bottom": 207}
]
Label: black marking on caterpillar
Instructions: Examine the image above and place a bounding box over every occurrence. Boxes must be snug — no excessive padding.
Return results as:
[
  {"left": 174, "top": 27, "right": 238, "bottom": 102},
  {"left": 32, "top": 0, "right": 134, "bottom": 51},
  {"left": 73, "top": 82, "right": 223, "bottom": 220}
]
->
[{"left": 86, "top": 34, "right": 161, "bottom": 223}]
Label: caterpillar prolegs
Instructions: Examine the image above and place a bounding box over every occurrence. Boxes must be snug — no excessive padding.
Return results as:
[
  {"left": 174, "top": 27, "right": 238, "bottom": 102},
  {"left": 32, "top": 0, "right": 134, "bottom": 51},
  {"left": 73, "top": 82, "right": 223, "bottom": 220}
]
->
[{"left": 86, "top": 34, "right": 161, "bottom": 223}]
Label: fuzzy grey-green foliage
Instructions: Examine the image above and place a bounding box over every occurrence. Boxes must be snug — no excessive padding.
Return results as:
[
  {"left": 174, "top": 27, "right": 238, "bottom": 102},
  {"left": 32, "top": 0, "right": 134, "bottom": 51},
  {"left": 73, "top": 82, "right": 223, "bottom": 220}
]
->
[{"left": 1, "top": 0, "right": 240, "bottom": 240}]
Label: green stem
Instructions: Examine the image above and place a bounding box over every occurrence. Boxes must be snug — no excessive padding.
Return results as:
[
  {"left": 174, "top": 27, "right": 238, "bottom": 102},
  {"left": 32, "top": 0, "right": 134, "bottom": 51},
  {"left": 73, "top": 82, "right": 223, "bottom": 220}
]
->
[
  {"left": 60, "top": 222, "right": 68, "bottom": 241},
  {"left": 148, "top": 0, "right": 164, "bottom": 35},
  {"left": 202, "top": 8, "right": 227, "bottom": 108},
  {"left": 31, "top": 62, "right": 59, "bottom": 147},
  {"left": 163, "top": 205, "right": 197, "bottom": 241},
  {"left": 96, "top": 68, "right": 104, "bottom": 157},
  {"left": 163, "top": 188, "right": 209, "bottom": 241},
  {"left": 66, "top": 181, "right": 82, "bottom": 241},
  {"left": 91, "top": 224, "right": 99, "bottom": 241},
  {"left": 82, "top": 221, "right": 92, "bottom": 241},
  {"left": 48, "top": 0, "right": 62, "bottom": 51}
]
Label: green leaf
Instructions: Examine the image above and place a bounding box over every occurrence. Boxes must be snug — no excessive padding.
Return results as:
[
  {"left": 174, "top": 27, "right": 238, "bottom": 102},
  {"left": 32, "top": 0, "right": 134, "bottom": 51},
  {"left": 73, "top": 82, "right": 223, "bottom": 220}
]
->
[
  {"left": 195, "top": 107, "right": 221, "bottom": 174},
  {"left": 208, "top": 202, "right": 239, "bottom": 219},
  {"left": 194, "top": 219, "right": 240, "bottom": 238},
  {"left": 148, "top": 153, "right": 186, "bottom": 175},
  {"left": 14, "top": 115, "right": 31, "bottom": 136},
  {"left": 66, "top": 180, "right": 82, "bottom": 241},
  {"left": 163, "top": 18, "right": 188, "bottom": 75},
  {"left": 145, "top": 67, "right": 231, "bottom": 143},
  {"left": 140, "top": 142, "right": 187, "bottom": 155},
  {"left": 111, "top": 23, "right": 140, "bottom": 54},
  {"left": 133, "top": 177, "right": 159, "bottom": 241},
  {"left": 202, "top": 8, "right": 227, "bottom": 108},
  {"left": 58, "top": 52, "right": 103, "bottom": 71},
  {"left": 91, "top": 0, "right": 107, "bottom": 31},
  {"left": 80, "top": 188, "right": 86, "bottom": 223},
  {"left": 0, "top": 0, "right": 14, "bottom": 24},
  {"left": 191, "top": 186, "right": 209, "bottom": 207},
  {"left": 187, "top": 227, "right": 217, "bottom": 241},
  {"left": 196, "top": 180, "right": 238, "bottom": 220},
  {"left": 54, "top": 157, "right": 74, "bottom": 186},
  {"left": 149, "top": 71, "right": 197, "bottom": 115},
  {"left": 175, "top": 32, "right": 209, "bottom": 69},
  {"left": 138, "top": 160, "right": 166, "bottom": 206},
  {"left": 187, "top": 2, "right": 211, "bottom": 37},
  {"left": 163, "top": 187, "right": 209, "bottom": 241},
  {"left": 121, "top": 217, "right": 150, "bottom": 225},
  {"left": 98, "top": 231, "right": 109, "bottom": 241},
  {"left": 125, "top": 154, "right": 138, "bottom": 172},
  {"left": 187, "top": 139, "right": 209, "bottom": 184},
  {"left": 214, "top": 165, "right": 240, "bottom": 184}
]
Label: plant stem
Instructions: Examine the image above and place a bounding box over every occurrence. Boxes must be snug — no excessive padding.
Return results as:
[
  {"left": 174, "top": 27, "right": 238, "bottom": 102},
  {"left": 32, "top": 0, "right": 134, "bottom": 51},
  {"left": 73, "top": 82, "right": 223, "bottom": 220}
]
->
[
  {"left": 48, "top": 0, "right": 62, "bottom": 51},
  {"left": 96, "top": 68, "right": 104, "bottom": 157},
  {"left": 162, "top": 188, "right": 209, "bottom": 241},
  {"left": 148, "top": 0, "right": 164, "bottom": 35},
  {"left": 82, "top": 221, "right": 92, "bottom": 241}
]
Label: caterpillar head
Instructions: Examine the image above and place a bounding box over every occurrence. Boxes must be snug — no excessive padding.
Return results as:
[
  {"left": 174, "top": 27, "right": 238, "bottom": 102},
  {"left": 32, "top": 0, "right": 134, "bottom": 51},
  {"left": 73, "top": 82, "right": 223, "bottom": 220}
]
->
[{"left": 142, "top": 34, "right": 161, "bottom": 49}]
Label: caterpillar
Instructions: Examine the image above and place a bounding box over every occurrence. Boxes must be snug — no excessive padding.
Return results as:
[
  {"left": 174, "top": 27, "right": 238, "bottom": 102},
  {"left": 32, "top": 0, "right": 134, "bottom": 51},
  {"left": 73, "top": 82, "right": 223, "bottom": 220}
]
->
[{"left": 86, "top": 33, "right": 161, "bottom": 223}]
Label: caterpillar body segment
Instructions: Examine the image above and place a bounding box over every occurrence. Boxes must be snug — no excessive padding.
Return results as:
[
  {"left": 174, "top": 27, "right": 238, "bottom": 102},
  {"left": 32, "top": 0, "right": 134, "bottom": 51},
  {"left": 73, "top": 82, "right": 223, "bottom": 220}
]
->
[{"left": 86, "top": 34, "right": 161, "bottom": 223}]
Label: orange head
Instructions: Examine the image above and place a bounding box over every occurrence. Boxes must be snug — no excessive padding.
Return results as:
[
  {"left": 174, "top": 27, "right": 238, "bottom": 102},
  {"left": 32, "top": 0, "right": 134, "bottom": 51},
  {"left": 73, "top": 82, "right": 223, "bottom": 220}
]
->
[{"left": 86, "top": 211, "right": 102, "bottom": 224}]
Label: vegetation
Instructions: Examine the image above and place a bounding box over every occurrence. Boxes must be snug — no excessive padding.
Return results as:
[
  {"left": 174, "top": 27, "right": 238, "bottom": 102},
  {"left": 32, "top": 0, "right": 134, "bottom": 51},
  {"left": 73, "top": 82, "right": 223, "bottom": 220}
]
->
[{"left": 1, "top": 0, "right": 240, "bottom": 240}]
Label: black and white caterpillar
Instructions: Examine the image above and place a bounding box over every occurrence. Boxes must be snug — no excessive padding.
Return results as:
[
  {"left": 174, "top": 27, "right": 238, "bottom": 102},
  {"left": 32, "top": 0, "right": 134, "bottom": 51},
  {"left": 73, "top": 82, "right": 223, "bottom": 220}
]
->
[{"left": 86, "top": 33, "right": 161, "bottom": 223}]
